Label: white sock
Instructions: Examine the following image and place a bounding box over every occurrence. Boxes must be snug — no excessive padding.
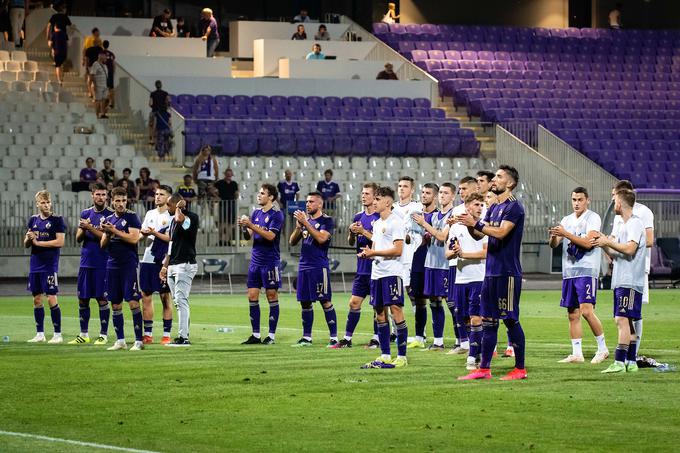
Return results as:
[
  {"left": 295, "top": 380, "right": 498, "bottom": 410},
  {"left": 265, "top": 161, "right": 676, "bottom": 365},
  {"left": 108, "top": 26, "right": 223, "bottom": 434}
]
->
[
  {"left": 595, "top": 334, "right": 607, "bottom": 352},
  {"left": 415, "top": 335, "right": 424, "bottom": 343},
  {"left": 571, "top": 338, "right": 583, "bottom": 357},
  {"left": 268, "top": 333, "right": 275, "bottom": 340},
  {"left": 506, "top": 345, "right": 514, "bottom": 351},
  {"left": 117, "top": 339, "right": 126, "bottom": 344},
  {"left": 397, "top": 354, "right": 406, "bottom": 359},
  {"left": 303, "top": 336, "right": 312, "bottom": 341},
  {"left": 372, "top": 334, "right": 379, "bottom": 340},
  {"left": 80, "top": 332, "right": 89, "bottom": 338},
  {"left": 53, "top": 333, "right": 62, "bottom": 338},
  {"left": 461, "top": 340, "right": 470, "bottom": 349},
  {"left": 434, "top": 337, "right": 444, "bottom": 346},
  {"left": 252, "top": 332, "right": 261, "bottom": 339},
  {"left": 162, "top": 333, "right": 170, "bottom": 338},
  {"left": 330, "top": 336, "right": 338, "bottom": 342},
  {"left": 344, "top": 335, "right": 352, "bottom": 341},
  {"left": 381, "top": 354, "right": 391, "bottom": 361},
  {"left": 144, "top": 331, "right": 152, "bottom": 336}
]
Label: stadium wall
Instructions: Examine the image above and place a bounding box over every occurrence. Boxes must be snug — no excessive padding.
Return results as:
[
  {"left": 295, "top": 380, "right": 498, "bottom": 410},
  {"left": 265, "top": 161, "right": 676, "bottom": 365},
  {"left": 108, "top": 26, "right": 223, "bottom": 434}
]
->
[{"left": 278, "top": 58, "right": 403, "bottom": 79}]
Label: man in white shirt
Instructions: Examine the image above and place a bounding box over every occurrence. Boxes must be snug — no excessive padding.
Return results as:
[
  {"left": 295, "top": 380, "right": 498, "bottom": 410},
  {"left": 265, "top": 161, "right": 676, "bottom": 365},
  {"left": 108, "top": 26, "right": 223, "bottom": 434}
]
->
[
  {"left": 140, "top": 185, "right": 173, "bottom": 345},
  {"left": 359, "top": 187, "right": 407, "bottom": 369},
  {"left": 392, "top": 176, "right": 423, "bottom": 289},
  {"left": 447, "top": 192, "right": 488, "bottom": 371},
  {"left": 594, "top": 189, "right": 646, "bottom": 374},
  {"left": 610, "top": 180, "right": 653, "bottom": 358},
  {"left": 549, "top": 187, "right": 608, "bottom": 364}
]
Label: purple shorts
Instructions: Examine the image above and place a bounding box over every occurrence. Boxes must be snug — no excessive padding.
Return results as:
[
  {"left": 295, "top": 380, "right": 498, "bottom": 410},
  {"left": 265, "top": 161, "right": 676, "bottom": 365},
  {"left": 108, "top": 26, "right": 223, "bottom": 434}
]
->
[
  {"left": 139, "top": 262, "right": 170, "bottom": 295},
  {"left": 453, "top": 281, "right": 483, "bottom": 317},
  {"left": 480, "top": 276, "right": 522, "bottom": 320},
  {"left": 297, "top": 267, "right": 331, "bottom": 303},
  {"left": 247, "top": 263, "right": 282, "bottom": 290},
  {"left": 370, "top": 276, "right": 404, "bottom": 308},
  {"left": 447, "top": 266, "right": 457, "bottom": 301},
  {"left": 106, "top": 266, "right": 141, "bottom": 304},
  {"left": 351, "top": 273, "right": 371, "bottom": 298},
  {"left": 77, "top": 267, "right": 107, "bottom": 300},
  {"left": 27, "top": 271, "right": 59, "bottom": 296},
  {"left": 424, "top": 268, "right": 449, "bottom": 298},
  {"left": 407, "top": 271, "right": 425, "bottom": 299},
  {"left": 613, "top": 287, "right": 642, "bottom": 319},
  {"left": 560, "top": 276, "right": 598, "bottom": 309}
]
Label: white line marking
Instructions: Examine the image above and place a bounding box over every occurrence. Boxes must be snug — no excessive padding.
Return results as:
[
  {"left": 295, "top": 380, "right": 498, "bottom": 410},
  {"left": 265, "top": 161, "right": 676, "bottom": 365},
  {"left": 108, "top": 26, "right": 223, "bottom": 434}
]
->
[{"left": 0, "top": 430, "right": 162, "bottom": 453}]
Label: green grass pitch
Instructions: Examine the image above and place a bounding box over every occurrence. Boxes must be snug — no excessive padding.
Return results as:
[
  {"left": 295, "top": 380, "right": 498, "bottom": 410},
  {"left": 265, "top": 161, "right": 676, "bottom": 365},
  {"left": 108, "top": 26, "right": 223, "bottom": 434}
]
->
[{"left": 1, "top": 290, "right": 679, "bottom": 452}]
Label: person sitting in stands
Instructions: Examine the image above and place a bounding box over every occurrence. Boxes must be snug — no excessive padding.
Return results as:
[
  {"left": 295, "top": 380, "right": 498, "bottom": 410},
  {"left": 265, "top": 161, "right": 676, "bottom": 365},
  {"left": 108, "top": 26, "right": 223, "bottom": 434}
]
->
[
  {"left": 314, "top": 24, "right": 330, "bottom": 41},
  {"left": 376, "top": 62, "right": 398, "bottom": 80},
  {"left": 291, "top": 24, "right": 307, "bottom": 40},
  {"left": 306, "top": 43, "right": 325, "bottom": 60}
]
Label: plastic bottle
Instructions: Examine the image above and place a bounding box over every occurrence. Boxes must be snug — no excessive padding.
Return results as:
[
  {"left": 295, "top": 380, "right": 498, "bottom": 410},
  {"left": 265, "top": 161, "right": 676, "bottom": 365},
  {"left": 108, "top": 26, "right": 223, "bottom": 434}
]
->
[
  {"left": 654, "top": 364, "right": 677, "bottom": 373},
  {"left": 216, "top": 327, "right": 233, "bottom": 333},
  {"left": 2, "top": 336, "right": 9, "bottom": 343}
]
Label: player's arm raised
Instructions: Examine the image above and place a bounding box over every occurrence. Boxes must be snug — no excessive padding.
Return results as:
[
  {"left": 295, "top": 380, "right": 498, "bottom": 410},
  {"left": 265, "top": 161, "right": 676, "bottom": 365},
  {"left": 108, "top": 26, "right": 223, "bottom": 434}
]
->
[
  {"left": 412, "top": 213, "right": 449, "bottom": 242},
  {"left": 23, "top": 230, "right": 36, "bottom": 248},
  {"left": 289, "top": 211, "right": 305, "bottom": 246}
]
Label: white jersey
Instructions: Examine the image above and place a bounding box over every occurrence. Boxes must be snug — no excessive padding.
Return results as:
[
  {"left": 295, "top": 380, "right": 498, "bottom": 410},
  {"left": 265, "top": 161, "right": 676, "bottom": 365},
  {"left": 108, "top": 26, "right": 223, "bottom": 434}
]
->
[
  {"left": 392, "top": 200, "right": 424, "bottom": 264},
  {"left": 447, "top": 203, "right": 487, "bottom": 267},
  {"left": 560, "top": 209, "right": 602, "bottom": 279},
  {"left": 611, "top": 216, "right": 647, "bottom": 294},
  {"left": 450, "top": 223, "right": 487, "bottom": 284},
  {"left": 141, "top": 208, "right": 172, "bottom": 264},
  {"left": 612, "top": 202, "right": 653, "bottom": 273},
  {"left": 371, "top": 213, "right": 405, "bottom": 280}
]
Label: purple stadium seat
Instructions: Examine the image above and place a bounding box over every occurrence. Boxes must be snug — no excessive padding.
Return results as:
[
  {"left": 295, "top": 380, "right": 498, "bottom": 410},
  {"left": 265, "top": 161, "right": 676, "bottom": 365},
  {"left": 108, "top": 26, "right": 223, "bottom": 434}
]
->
[
  {"left": 358, "top": 107, "right": 376, "bottom": 119},
  {"left": 178, "top": 94, "right": 195, "bottom": 105},
  {"left": 233, "top": 95, "right": 251, "bottom": 106},
  {"left": 461, "top": 50, "right": 478, "bottom": 60},
  {"left": 324, "top": 96, "right": 342, "bottom": 108},
  {"left": 196, "top": 94, "right": 214, "bottom": 104},
  {"left": 270, "top": 95, "right": 287, "bottom": 107},
  {"left": 376, "top": 106, "right": 393, "bottom": 118},
  {"left": 378, "top": 97, "right": 396, "bottom": 108},
  {"left": 411, "top": 50, "right": 428, "bottom": 62},
  {"left": 360, "top": 97, "right": 378, "bottom": 108}
]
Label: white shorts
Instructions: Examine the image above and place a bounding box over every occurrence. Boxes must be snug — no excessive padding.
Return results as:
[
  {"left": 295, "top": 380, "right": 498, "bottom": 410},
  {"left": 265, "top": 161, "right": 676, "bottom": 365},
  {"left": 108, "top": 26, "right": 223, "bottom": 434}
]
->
[
  {"left": 401, "top": 262, "right": 412, "bottom": 287},
  {"left": 642, "top": 272, "right": 649, "bottom": 304}
]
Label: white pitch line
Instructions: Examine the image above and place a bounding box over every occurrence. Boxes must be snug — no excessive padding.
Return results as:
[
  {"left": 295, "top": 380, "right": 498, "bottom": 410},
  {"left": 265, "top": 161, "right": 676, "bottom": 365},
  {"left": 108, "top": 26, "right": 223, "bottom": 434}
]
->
[{"left": 0, "top": 430, "right": 162, "bottom": 453}]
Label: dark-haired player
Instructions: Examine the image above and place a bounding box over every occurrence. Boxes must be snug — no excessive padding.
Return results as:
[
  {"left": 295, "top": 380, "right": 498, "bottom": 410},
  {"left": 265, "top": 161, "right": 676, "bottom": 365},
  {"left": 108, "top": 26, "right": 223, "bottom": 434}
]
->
[
  {"left": 240, "top": 184, "right": 285, "bottom": 345},
  {"left": 25, "top": 190, "right": 66, "bottom": 344},
  {"left": 140, "top": 185, "right": 173, "bottom": 345},
  {"left": 549, "top": 187, "right": 608, "bottom": 364},
  {"left": 70, "top": 183, "right": 113, "bottom": 345},
  {"left": 458, "top": 165, "right": 527, "bottom": 380},
  {"left": 331, "top": 183, "right": 379, "bottom": 349},
  {"left": 290, "top": 192, "right": 338, "bottom": 347},
  {"left": 101, "top": 187, "right": 144, "bottom": 351},
  {"left": 360, "top": 187, "right": 407, "bottom": 368}
]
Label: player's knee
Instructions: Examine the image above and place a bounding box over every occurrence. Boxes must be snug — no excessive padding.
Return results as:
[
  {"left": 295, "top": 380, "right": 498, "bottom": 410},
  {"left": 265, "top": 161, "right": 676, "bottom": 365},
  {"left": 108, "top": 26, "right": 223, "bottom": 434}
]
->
[
  {"left": 300, "top": 301, "right": 313, "bottom": 310},
  {"left": 265, "top": 289, "right": 278, "bottom": 301},
  {"left": 482, "top": 318, "right": 499, "bottom": 328},
  {"left": 579, "top": 304, "right": 593, "bottom": 317},
  {"left": 322, "top": 302, "right": 333, "bottom": 311},
  {"left": 429, "top": 299, "right": 442, "bottom": 309},
  {"left": 129, "top": 301, "right": 140, "bottom": 310}
]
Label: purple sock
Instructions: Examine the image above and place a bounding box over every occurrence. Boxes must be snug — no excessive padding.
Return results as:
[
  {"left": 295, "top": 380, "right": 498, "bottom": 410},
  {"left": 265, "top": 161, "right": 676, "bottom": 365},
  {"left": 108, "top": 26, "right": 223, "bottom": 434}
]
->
[
  {"left": 627, "top": 341, "right": 637, "bottom": 361},
  {"left": 112, "top": 309, "right": 125, "bottom": 340},
  {"left": 507, "top": 330, "right": 512, "bottom": 347},
  {"left": 301, "top": 307, "right": 314, "bottom": 338},
  {"left": 396, "top": 320, "right": 408, "bottom": 356},
  {"left": 431, "top": 302, "right": 445, "bottom": 339},
  {"left": 50, "top": 304, "right": 61, "bottom": 333},
  {"left": 455, "top": 310, "right": 468, "bottom": 342},
  {"left": 446, "top": 301, "right": 459, "bottom": 342},
  {"left": 143, "top": 320, "right": 153, "bottom": 335},
  {"left": 377, "top": 321, "right": 391, "bottom": 356},
  {"left": 268, "top": 301, "right": 279, "bottom": 335},
  {"left": 414, "top": 304, "right": 427, "bottom": 338},
  {"left": 345, "top": 309, "right": 361, "bottom": 338},
  {"left": 163, "top": 318, "right": 172, "bottom": 335},
  {"left": 249, "top": 300, "right": 260, "bottom": 335},
  {"left": 615, "top": 343, "right": 629, "bottom": 362},
  {"left": 34, "top": 306, "right": 45, "bottom": 333},
  {"left": 480, "top": 320, "right": 499, "bottom": 369},
  {"left": 373, "top": 319, "right": 378, "bottom": 336},
  {"left": 131, "top": 307, "right": 143, "bottom": 341},
  {"left": 505, "top": 320, "right": 525, "bottom": 369},
  {"left": 99, "top": 303, "right": 110, "bottom": 335},
  {"left": 323, "top": 304, "right": 338, "bottom": 337},
  {"left": 79, "top": 303, "right": 90, "bottom": 334},
  {"left": 469, "top": 324, "right": 482, "bottom": 359}
]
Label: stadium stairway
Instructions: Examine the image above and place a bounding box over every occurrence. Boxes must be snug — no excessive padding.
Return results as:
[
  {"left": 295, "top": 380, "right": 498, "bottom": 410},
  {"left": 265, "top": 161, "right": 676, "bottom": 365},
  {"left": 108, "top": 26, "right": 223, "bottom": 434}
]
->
[{"left": 436, "top": 98, "right": 497, "bottom": 158}]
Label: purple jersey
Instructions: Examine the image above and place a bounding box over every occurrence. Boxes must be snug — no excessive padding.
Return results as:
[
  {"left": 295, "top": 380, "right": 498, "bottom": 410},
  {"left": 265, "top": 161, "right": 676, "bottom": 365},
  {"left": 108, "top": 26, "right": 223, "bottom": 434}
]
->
[
  {"left": 250, "top": 208, "right": 285, "bottom": 266},
  {"left": 353, "top": 210, "right": 380, "bottom": 276},
  {"left": 299, "top": 214, "right": 334, "bottom": 271},
  {"left": 316, "top": 180, "right": 340, "bottom": 200},
  {"left": 80, "top": 167, "right": 98, "bottom": 182},
  {"left": 277, "top": 181, "right": 300, "bottom": 207},
  {"left": 27, "top": 214, "right": 66, "bottom": 273},
  {"left": 484, "top": 196, "right": 524, "bottom": 277},
  {"left": 79, "top": 206, "right": 114, "bottom": 269},
  {"left": 104, "top": 211, "right": 142, "bottom": 269},
  {"left": 411, "top": 209, "right": 437, "bottom": 273}
]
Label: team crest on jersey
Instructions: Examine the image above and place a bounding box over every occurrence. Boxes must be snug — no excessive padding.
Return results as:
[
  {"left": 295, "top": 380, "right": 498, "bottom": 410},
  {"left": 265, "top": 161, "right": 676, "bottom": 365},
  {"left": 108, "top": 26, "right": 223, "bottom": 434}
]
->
[
  {"left": 45, "top": 222, "right": 51, "bottom": 229},
  {"left": 302, "top": 230, "right": 309, "bottom": 239},
  {"left": 265, "top": 216, "right": 269, "bottom": 223},
  {"left": 121, "top": 220, "right": 127, "bottom": 227},
  {"left": 370, "top": 220, "right": 376, "bottom": 226},
  {"left": 382, "top": 227, "right": 386, "bottom": 233},
  {"left": 315, "top": 223, "right": 320, "bottom": 229}
]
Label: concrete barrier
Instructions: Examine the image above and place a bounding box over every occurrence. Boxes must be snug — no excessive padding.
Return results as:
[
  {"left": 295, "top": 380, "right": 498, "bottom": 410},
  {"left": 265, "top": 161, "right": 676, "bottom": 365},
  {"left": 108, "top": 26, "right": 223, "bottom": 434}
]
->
[{"left": 279, "top": 58, "right": 403, "bottom": 80}]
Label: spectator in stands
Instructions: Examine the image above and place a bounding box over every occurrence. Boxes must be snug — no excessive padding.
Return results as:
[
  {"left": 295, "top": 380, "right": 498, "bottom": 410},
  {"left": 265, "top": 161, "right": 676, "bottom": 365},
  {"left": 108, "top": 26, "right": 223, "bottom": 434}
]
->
[
  {"left": 102, "top": 40, "right": 116, "bottom": 109},
  {"left": 177, "top": 174, "right": 197, "bottom": 208},
  {"left": 306, "top": 43, "right": 325, "bottom": 60},
  {"left": 0, "top": 3, "right": 9, "bottom": 49},
  {"left": 8, "top": 0, "right": 23, "bottom": 48},
  {"left": 90, "top": 51, "right": 109, "bottom": 119},
  {"left": 316, "top": 169, "right": 341, "bottom": 208},
  {"left": 381, "top": 2, "right": 399, "bottom": 24},
  {"left": 155, "top": 107, "right": 172, "bottom": 160},
  {"left": 314, "top": 24, "right": 330, "bottom": 41},
  {"left": 99, "top": 158, "right": 116, "bottom": 185},
  {"left": 277, "top": 169, "right": 300, "bottom": 210},
  {"left": 150, "top": 8, "right": 174, "bottom": 37},
  {"left": 215, "top": 168, "right": 239, "bottom": 246},
  {"left": 199, "top": 8, "right": 219, "bottom": 57},
  {"left": 80, "top": 157, "right": 99, "bottom": 184},
  {"left": 376, "top": 62, "right": 398, "bottom": 80},
  {"left": 148, "top": 80, "right": 170, "bottom": 145},
  {"left": 192, "top": 145, "right": 219, "bottom": 198},
  {"left": 120, "top": 168, "right": 137, "bottom": 202},
  {"left": 293, "top": 8, "right": 310, "bottom": 23},
  {"left": 291, "top": 24, "right": 307, "bottom": 40},
  {"left": 83, "top": 28, "right": 103, "bottom": 99},
  {"left": 136, "top": 167, "right": 155, "bottom": 204},
  {"left": 176, "top": 17, "right": 190, "bottom": 38},
  {"left": 46, "top": 4, "right": 71, "bottom": 85},
  {"left": 608, "top": 3, "right": 622, "bottom": 29}
]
